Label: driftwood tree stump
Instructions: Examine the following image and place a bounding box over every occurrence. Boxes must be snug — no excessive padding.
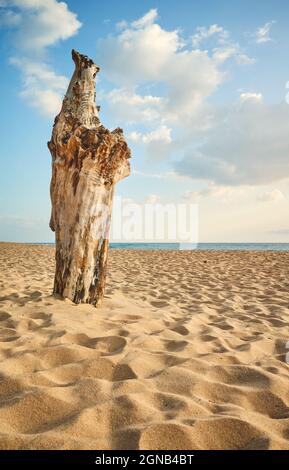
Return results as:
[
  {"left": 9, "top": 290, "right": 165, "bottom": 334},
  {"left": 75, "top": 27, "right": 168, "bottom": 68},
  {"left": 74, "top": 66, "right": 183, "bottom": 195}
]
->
[{"left": 48, "top": 50, "right": 131, "bottom": 306}]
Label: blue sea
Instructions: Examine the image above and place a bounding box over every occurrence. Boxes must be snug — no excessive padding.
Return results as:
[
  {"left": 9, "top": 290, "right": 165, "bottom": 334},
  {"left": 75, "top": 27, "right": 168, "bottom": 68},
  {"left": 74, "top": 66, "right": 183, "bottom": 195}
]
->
[
  {"left": 39, "top": 242, "right": 289, "bottom": 251},
  {"left": 109, "top": 243, "right": 289, "bottom": 251}
]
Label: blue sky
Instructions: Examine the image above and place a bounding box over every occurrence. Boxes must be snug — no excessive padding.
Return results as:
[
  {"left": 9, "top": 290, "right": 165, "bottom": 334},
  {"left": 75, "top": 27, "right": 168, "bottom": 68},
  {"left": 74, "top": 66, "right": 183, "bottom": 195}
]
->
[{"left": 0, "top": 0, "right": 289, "bottom": 242}]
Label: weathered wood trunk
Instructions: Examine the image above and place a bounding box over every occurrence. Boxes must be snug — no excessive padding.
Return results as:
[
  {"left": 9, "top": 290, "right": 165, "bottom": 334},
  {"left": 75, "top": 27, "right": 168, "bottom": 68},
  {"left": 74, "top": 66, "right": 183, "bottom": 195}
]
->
[{"left": 48, "top": 50, "right": 131, "bottom": 307}]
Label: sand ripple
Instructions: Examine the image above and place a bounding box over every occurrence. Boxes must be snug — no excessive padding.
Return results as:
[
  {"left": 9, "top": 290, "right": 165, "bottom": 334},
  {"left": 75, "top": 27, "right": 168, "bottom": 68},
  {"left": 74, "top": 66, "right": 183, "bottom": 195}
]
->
[{"left": 0, "top": 243, "right": 289, "bottom": 449}]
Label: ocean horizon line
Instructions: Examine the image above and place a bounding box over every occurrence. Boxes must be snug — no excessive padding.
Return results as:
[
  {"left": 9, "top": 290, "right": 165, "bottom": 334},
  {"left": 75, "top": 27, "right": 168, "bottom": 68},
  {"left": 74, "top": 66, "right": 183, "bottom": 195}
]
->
[{"left": 2, "top": 241, "right": 289, "bottom": 251}]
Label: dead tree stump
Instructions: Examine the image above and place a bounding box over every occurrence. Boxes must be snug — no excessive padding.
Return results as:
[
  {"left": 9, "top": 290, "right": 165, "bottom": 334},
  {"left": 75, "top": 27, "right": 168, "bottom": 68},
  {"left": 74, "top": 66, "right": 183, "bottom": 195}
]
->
[{"left": 48, "top": 50, "right": 131, "bottom": 307}]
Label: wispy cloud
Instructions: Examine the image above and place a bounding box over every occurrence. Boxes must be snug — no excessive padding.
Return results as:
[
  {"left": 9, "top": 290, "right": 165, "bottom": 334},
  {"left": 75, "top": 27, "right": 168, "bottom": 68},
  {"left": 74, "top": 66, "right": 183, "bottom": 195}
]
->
[
  {"left": 182, "top": 185, "right": 245, "bottom": 203},
  {"left": 1, "top": 0, "right": 81, "bottom": 116},
  {"left": 128, "top": 126, "right": 172, "bottom": 145},
  {"left": 239, "top": 92, "right": 263, "bottom": 102},
  {"left": 192, "top": 24, "right": 228, "bottom": 47},
  {"left": 257, "top": 189, "right": 284, "bottom": 202},
  {"left": 192, "top": 23, "right": 254, "bottom": 65},
  {"left": 9, "top": 57, "right": 69, "bottom": 116},
  {"left": 133, "top": 170, "right": 186, "bottom": 180},
  {"left": 131, "top": 8, "right": 158, "bottom": 29},
  {"left": 254, "top": 21, "right": 276, "bottom": 44}
]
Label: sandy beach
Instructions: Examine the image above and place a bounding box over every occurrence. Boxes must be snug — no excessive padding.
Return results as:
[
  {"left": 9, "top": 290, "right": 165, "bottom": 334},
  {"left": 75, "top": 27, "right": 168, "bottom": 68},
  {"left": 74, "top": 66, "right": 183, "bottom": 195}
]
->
[{"left": 0, "top": 242, "right": 289, "bottom": 450}]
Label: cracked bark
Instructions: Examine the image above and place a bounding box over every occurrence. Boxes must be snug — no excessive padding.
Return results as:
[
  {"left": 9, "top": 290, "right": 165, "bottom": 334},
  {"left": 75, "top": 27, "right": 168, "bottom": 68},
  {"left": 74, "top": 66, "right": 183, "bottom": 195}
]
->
[{"left": 48, "top": 49, "right": 131, "bottom": 307}]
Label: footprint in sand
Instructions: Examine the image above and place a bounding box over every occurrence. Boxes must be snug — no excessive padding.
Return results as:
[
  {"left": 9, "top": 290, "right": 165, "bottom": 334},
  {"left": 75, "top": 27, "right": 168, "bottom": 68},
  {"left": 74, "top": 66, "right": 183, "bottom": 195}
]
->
[
  {"left": 150, "top": 300, "right": 169, "bottom": 308},
  {"left": 170, "top": 325, "right": 189, "bottom": 336},
  {"left": 0, "top": 328, "right": 19, "bottom": 342},
  {"left": 0, "top": 311, "right": 11, "bottom": 321},
  {"left": 25, "top": 311, "right": 52, "bottom": 321},
  {"left": 94, "top": 336, "right": 127, "bottom": 354},
  {"left": 61, "top": 333, "right": 126, "bottom": 354},
  {"left": 83, "top": 357, "right": 136, "bottom": 381},
  {"left": 164, "top": 339, "right": 189, "bottom": 352},
  {"left": 246, "top": 390, "right": 289, "bottom": 419}
]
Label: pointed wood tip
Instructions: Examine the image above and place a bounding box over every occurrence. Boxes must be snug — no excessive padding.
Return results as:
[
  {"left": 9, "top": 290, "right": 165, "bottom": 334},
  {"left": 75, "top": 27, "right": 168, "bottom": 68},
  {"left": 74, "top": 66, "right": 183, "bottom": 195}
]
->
[{"left": 71, "top": 49, "right": 100, "bottom": 74}]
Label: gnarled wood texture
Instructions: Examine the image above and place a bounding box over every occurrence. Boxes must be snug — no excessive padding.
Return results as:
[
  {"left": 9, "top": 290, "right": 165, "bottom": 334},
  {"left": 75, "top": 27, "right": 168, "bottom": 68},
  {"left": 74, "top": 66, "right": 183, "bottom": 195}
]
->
[{"left": 48, "top": 50, "right": 131, "bottom": 306}]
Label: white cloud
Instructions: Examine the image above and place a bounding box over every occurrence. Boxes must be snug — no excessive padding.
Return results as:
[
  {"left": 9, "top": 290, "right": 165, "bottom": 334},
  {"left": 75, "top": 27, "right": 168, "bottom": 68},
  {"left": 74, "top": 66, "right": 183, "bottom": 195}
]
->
[
  {"left": 128, "top": 125, "right": 173, "bottom": 160},
  {"left": 257, "top": 189, "right": 284, "bottom": 202},
  {"left": 10, "top": 57, "right": 68, "bottom": 116},
  {"left": 254, "top": 21, "right": 276, "bottom": 44},
  {"left": 98, "top": 12, "right": 254, "bottom": 132},
  {"left": 239, "top": 92, "right": 263, "bottom": 102},
  {"left": 1, "top": 0, "right": 81, "bottom": 116},
  {"left": 98, "top": 17, "right": 181, "bottom": 85},
  {"left": 98, "top": 11, "right": 224, "bottom": 125},
  {"left": 10, "top": 58, "right": 68, "bottom": 90},
  {"left": 236, "top": 53, "right": 255, "bottom": 65},
  {"left": 183, "top": 186, "right": 229, "bottom": 201},
  {"left": 192, "top": 24, "right": 253, "bottom": 65},
  {"left": 183, "top": 185, "right": 244, "bottom": 202},
  {"left": 212, "top": 45, "right": 254, "bottom": 64},
  {"left": 129, "top": 126, "right": 174, "bottom": 161},
  {"left": 102, "top": 88, "right": 163, "bottom": 124},
  {"left": 212, "top": 45, "right": 238, "bottom": 63},
  {"left": 131, "top": 8, "right": 158, "bottom": 29},
  {"left": 128, "top": 125, "right": 172, "bottom": 145},
  {"left": 4, "top": 0, "right": 81, "bottom": 51},
  {"left": 192, "top": 24, "right": 227, "bottom": 47},
  {"left": 21, "top": 87, "right": 63, "bottom": 116},
  {"left": 175, "top": 99, "right": 289, "bottom": 186}
]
